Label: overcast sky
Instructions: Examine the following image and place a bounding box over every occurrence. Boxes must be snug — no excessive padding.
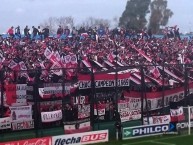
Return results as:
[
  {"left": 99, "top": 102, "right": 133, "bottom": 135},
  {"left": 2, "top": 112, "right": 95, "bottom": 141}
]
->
[{"left": 0, "top": 0, "right": 193, "bottom": 33}]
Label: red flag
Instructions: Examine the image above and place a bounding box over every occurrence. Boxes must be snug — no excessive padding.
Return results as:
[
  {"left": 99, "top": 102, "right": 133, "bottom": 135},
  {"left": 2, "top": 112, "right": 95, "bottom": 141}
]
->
[
  {"left": 151, "top": 67, "right": 161, "bottom": 78},
  {"left": 107, "top": 53, "right": 116, "bottom": 63},
  {"left": 170, "top": 107, "right": 185, "bottom": 122}
]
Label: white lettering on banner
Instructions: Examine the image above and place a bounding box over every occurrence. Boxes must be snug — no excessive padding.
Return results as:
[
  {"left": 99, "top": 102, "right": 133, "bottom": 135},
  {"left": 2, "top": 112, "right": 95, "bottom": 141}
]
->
[
  {"left": 9, "top": 106, "right": 32, "bottom": 122},
  {"left": 21, "top": 138, "right": 49, "bottom": 145},
  {"left": 39, "top": 83, "right": 71, "bottom": 98},
  {"left": 177, "top": 122, "right": 193, "bottom": 129},
  {"left": 12, "top": 120, "right": 34, "bottom": 131},
  {"left": 133, "top": 125, "right": 168, "bottom": 135},
  {"left": 143, "top": 115, "right": 171, "bottom": 125},
  {"left": 79, "top": 81, "right": 91, "bottom": 90},
  {"left": 0, "top": 117, "right": 11, "bottom": 130},
  {"left": 52, "top": 130, "right": 109, "bottom": 145},
  {"left": 79, "top": 79, "right": 129, "bottom": 89},
  {"left": 1, "top": 137, "right": 51, "bottom": 145},
  {"left": 41, "top": 110, "right": 62, "bottom": 123}
]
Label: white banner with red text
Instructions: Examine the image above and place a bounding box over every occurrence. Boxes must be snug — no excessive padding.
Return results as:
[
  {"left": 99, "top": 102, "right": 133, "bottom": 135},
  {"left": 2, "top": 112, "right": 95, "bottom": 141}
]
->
[
  {"left": 0, "top": 117, "right": 11, "bottom": 130},
  {"left": 41, "top": 110, "right": 62, "bottom": 123},
  {"left": 143, "top": 115, "right": 171, "bottom": 125},
  {"left": 9, "top": 105, "right": 32, "bottom": 122},
  {"left": 12, "top": 120, "right": 34, "bottom": 131}
]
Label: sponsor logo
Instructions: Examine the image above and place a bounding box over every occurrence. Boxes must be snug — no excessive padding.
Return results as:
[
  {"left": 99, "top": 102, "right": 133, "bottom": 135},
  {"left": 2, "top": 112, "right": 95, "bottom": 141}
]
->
[
  {"left": 177, "top": 122, "right": 193, "bottom": 129},
  {"left": 81, "top": 133, "right": 107, "bottom": 142},
  {"left": 169, "top": 122, "right": 177, "bottom": 132},
  {"left": 123, "top": 124, "right": 169, "bottom": 139},
  {"left": 0, "top": 137, "right": 51, "bottom": 145},
  {"left": 52, "top": 130, "right": 108, "bottom": 145}
]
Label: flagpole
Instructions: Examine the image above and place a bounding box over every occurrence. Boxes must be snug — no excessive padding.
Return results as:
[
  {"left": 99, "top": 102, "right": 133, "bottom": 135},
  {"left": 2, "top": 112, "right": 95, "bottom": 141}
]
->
[
  {"left": 184, "top": 64, "right": 189, "bottom": 106},
  {"left": 162, "top": 63, "right": 165, "bottom": 113},
  {"left": 33, "top": 69, "right": 40, "bottom": 138},
  {"left": 140, "top": 66, "right": 145, "bottom": 125},
  {"left": 62, "top": 68, "right": 65, "bottom": 123},
  {"left": 114, "top": 41, "right": 119, "bottom": 115}
]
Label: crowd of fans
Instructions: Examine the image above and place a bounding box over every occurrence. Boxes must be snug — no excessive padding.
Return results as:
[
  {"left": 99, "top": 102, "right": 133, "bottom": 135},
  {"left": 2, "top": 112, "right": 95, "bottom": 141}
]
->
[
  {"left": 1, "top": 24, "right": 193, "bottom": 130},
  {"left": 1, "top": 25, "right": 193, "bottom": 86}
]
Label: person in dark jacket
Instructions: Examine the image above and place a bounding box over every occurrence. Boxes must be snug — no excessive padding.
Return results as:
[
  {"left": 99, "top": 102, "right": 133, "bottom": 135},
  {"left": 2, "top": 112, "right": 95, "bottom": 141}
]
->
[
  {"left": 32, "top": 26, "right": 39, "bottom": 39},
  {"left": 24, "top": 25, "right": 30, "bottom": 38},
  {"left": 15, "top": 26, "right": 21, "bottom": 38},
  {"left": 42, "top": 26, "right": 49, "bottom": 39}
]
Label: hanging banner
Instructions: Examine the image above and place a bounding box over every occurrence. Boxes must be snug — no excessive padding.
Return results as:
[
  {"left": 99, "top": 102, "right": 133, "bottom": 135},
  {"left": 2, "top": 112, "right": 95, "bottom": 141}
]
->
[
  {"left": 38, "top": 83, "right": 75, "bottom": 99},
  {"left": 94, "top": 104, "right": 106, "bottom": 116},
  {"left": 39, "top": 83, "right": 63, "bottom": 99},
  {"left": 9, "top": 106, "right": 32, "bottom": 122},
  {"left": 143, "top": 115, "right": 171, "bottom": 125},
  {"left": 120, "top": 109, "right": 141, "bottom": 122},
  {"left": 41, "top": 110, "right": 62, "bottom": 123},
  {"left": 170, "top": 107, "right": 185, "bottom": 122},
  {"left": 124, "top": 85, "right": 188, "bottom": 111},
  {"left": 0, "top": 117, "right": 11, "bottom": 130},
  {"left": 118, "top": 100, "right": 141, "bottom": 122},
  {"left": 78, "top": 72, "right": 130, "bottom": 89},
  {"left": 12, "top": 120, "right": 34, "bottom": 131},
  {"left": 78, "top": 104, "right": 90, "bottom": 119},
  {"left": 64, "top": 119, "right": 91, "bottom": 134},
  {"left": 40, "top": 100, "right": 62, "bottom": 110},
  {"left": 72, "top": 96, "right": 89, "bottom": 105},
  {"left": 5, "top": 84, "right": 28, "bottom": 106}
]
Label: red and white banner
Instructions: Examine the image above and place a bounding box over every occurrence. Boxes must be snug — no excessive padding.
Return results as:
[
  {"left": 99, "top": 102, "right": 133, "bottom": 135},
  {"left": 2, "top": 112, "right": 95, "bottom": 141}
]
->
[
  {"left": 41, "top": 110, "right": 62, "bottom": 123},
  {"left": 170, "top": 107, "right": 185, "bottom": 122},
  {"left": 124, "top": 85, "right": 187, "bottom": 110},
  {"left": 39, "top": 83, "right": 74, "bottom": 99},
  {"left": 118, "top": 100, "right": 141, "bottom": 122},
  {"left": 52, "top": 130, "right": 108, "bottom": 145},
  {"left": 64, "top": 119, "right": 91, "bottom": 134},
  {"left": 94, "top": 104, "right": 106, "bottom": 116},
  {"left": 143, "top": 115, "right": 171, "bottom": 125},
  {"left": 39, "top": 83, "right": 63, "bottom": 99},
  {"left": 9, "top": 106, "right": 32, "bottom": 122},
  {"left": 78, "top": 72, "right": 130, "bottom": 89},
  {"left": 5, "top": 84, "right": 28, "bottom": 106},
  {"left": 50, "top": 63, "right": 63, "bottom": 76},
  {"left": 39, "top": 100, "right": 62, "bottom": 110},
  {"left": 119, "top": 109, "right": 141, "bottom": 122},
  {"left": 8, "top": 60, "right": 19, "bottom": 70},
  {"left": 0, "top": 117, "right": 11, "bottom": 130},
  {"left": 72, "top": 96, "right": 89, "bottom": 105},
  {"left": 0, "top": 137, "right": 52, "bottom": 145},
  {"left": 78, "top": 104, "right": 90, "bottom": 119},
  {"left": 12, "top": 120, "right": 34, "bottom": 131}
]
